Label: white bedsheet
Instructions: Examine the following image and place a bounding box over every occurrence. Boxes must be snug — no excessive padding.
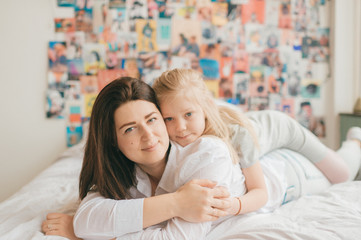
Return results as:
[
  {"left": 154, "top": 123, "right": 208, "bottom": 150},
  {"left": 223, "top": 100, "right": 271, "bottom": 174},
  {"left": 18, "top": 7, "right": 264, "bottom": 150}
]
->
[
  {"left": 208, "top": 182, "right": 361, "bottom": 240},
  {"left": 0, "top": 144, "right": 83, "bottom": 240},
  {"left": 1, "top": 142, "right": 361, "bottom": 240}
]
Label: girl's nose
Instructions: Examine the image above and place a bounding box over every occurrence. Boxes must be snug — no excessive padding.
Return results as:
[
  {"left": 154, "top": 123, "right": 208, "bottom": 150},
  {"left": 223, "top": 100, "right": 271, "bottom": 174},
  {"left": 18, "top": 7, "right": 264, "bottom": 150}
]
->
[{"left": 175, "top": 119, "right": 186, "bottom": 132}]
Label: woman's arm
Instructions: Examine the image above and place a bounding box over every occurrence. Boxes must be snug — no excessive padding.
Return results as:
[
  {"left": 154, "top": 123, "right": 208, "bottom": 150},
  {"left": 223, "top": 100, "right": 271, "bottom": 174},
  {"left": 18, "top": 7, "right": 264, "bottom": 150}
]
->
[
  {"left": 42, "top": 213, "right": 81, "bottom": 240},
  {"left": 227, "top": 161, "right": 268, "bottom": 215},
  {"left": 144, "top": 179, "right": 231, "bottom": 228},
  {"left": 115, "top": 137, "right": 243, "bottom": 240},
  {"left": 73, "top": 179, "right": 231, "bottom": 239}
]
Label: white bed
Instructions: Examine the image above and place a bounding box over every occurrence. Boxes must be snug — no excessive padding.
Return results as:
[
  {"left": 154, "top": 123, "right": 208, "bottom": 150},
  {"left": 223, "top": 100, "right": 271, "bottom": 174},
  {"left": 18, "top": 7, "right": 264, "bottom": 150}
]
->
[{"left": 1, "top": 141, "right": 361, "bottom": 240}]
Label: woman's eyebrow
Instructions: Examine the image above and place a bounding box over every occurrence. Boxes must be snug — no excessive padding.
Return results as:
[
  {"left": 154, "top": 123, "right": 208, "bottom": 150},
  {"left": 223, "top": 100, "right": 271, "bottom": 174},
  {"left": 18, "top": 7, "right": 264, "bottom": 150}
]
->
[
  {"left": 119, "top": 112, "right": 158, "bottom": 130},
  {"left": 119, "top": 121, "right": 136, "bottom": 130},
  {"left": 145, "top": 112, "right": 158, "bottom": 119}
]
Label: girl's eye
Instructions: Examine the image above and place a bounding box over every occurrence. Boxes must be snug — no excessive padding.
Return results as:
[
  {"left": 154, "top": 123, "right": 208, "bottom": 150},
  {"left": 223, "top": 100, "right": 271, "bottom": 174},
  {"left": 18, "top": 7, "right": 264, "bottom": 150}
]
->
[
  {"left": 164, "top": 117, "right": 173, "bottom": 122},
  {"left": 125, "top": 127, "right": 134, "bottom": 134},
  {"left": 185, "top": 112, "right": 192, "bottom": 117}
]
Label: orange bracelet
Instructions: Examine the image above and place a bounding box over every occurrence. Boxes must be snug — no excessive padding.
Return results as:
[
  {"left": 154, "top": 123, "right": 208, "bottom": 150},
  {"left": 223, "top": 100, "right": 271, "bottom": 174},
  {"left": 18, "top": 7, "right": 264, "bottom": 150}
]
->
[{"left": 234, "top": 197, "right": 242, "bottom": 215}]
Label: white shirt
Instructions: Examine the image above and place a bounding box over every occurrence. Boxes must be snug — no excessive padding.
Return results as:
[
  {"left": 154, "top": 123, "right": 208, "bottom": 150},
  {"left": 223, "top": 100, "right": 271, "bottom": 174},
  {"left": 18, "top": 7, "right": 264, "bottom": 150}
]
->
[{"left": 73, "top": 136, "right": 246, "bottom": 240}]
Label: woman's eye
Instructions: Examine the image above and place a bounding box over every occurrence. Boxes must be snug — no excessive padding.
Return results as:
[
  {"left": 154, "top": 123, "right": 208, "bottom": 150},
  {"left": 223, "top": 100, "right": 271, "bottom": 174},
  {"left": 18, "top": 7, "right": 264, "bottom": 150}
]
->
[
  {"left": 186, "top": 112, "right": 192, "bottom": 117},
  {"left": 148, "top": 117, "right": 156, "bottom": 123},
  {"left": 164, "top": 117, "right": 173, "bottom": 122},
  {"left": 125, "top": 127, "right": 134, "bottom": 134}
]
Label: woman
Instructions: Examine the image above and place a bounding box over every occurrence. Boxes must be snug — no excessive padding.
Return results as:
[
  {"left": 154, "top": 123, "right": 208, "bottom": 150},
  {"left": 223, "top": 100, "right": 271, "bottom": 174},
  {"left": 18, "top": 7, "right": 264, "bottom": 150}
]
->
[{"left": 43, "top": 76, "right": 240, "bottom": 239}]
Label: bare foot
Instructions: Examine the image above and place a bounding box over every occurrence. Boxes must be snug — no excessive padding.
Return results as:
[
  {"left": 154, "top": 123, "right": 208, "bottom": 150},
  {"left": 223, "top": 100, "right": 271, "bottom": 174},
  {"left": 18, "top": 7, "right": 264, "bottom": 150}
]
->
[{"left": 346, "top": 127, "right": 361, "bottom": 148}]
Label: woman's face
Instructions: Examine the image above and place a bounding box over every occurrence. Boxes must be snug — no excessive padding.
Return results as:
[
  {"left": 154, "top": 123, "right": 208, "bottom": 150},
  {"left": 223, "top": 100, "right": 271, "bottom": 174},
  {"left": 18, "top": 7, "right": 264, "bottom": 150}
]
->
[{"left": 114, "top": 100, "right": 169, "bottom": 170}]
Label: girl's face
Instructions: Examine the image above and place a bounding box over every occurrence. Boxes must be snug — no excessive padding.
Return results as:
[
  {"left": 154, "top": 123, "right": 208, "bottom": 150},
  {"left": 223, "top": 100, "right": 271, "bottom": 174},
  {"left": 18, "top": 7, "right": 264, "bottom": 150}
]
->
[
  {"left": 160, "top": 96, "right": 206, "bottom": 147},
  {"left": 114, "top": 100, "right": 169, "bottom": 171}
]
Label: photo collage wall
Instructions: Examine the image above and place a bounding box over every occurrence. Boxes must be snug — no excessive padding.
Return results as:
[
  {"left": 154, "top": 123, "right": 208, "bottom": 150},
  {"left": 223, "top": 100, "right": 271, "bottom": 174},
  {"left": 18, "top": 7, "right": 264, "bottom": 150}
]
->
[{"left": 46, "top": 0, "right": 331, "bottom": 147}]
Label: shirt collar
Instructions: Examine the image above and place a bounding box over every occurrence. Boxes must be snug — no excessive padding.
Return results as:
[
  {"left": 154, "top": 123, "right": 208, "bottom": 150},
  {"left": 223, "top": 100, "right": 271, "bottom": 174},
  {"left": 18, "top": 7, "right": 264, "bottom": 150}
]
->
[
  {"left": 157, "top": 142, "right": 179, "bottom": 193},
  {"left": 135, "top": 165, "right": 152, "bottom": 197},
  {"left": 134, "top": 143, "right": 178, "bottom": 196}
]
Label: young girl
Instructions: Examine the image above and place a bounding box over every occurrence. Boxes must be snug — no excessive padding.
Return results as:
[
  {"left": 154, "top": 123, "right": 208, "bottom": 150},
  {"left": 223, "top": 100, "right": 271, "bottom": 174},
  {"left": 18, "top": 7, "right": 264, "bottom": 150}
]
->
[{"left": 152, "top": 68, "right": 361, "bottom": 214}]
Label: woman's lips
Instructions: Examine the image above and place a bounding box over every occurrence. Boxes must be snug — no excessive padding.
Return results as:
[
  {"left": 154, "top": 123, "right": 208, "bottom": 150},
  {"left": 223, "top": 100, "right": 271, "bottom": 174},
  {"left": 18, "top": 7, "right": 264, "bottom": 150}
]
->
[{"left": 142, "top": 142, "right": 158, "bottom": 151}]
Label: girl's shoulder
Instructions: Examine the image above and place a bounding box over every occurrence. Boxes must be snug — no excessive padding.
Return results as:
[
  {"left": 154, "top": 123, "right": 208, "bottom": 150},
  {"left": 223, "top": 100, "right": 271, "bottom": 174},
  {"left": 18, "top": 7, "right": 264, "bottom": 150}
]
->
[
  {"left": 196, "top": 135, "right": 229, "bottom": 150},
  {"left": 171, "top": 136, "right": 228, "bottom": 152},
  {"left": 175, "top": 137, "right": 234, "bottom": 186},
  {"left": 170, "top": 136, "right": 229, "bottom": 164}
]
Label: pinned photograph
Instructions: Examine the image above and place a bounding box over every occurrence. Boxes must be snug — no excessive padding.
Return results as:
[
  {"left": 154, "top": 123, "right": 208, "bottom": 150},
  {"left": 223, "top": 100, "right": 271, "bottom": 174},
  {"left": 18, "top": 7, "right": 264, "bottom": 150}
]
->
[
  {"left": 79, "top": 75, "right": 99, "bottom": 94},
  {"left": 57, "top": 0, "right": 75, "bottom": 7},
  {"left": 136, "top": 19, "right": 158, "bottom": 52},
  {"left": 48, "top": 41, "right": 68, "bottom": 73},
  {"left": 75, "top": 3, "right": 93, "bottom": 32},
  {"left": 156, "top": 18, "right": 172, "bottom": 51},
  {"left": 109, "top": 0, "right": 126, "bottom": 8},
  {"left": 55, "top": 18, "right": 76, "bottom": 32},
  {"left": 82, "top": 43, "right": 106, "bottom": 75},
  {"left": 241, "top": 0, "right": 265, "bottom": 24},
  {"left": 97, "top": 69, "right": 128, "bottom": 90},
  {"left": 127, "top": 0, "right": 148, "bottom": 31},
  {"left": 66, "top": 125, "right": 83, "bottom": 147},
  {"left": 67, "top": 58, "right": 84, "bottom": 80},
  {"left": 46, "top": 89, "right": 65, "bottom": 119},
  {"left": 211, "top": 2, "right": 228, "bottom": 26}
]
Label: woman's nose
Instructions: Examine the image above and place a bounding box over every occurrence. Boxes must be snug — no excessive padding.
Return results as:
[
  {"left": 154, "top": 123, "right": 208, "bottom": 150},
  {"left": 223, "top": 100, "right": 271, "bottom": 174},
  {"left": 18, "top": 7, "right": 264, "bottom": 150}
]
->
[{"left": 141, "top": 125, "right": 154, "bottom": 141}]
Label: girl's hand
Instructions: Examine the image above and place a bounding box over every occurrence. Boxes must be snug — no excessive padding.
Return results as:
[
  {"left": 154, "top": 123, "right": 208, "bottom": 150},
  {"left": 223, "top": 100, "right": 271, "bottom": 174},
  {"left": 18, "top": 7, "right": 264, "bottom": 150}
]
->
[
  {"left": 42, "top": 213, "right": 82, "bottom": 240},
  {"left": 228, "top": 197, "right": 242, "bottom": 216},
  {"left": 174, "top": 179, "right": 232, "bottom": 222}
]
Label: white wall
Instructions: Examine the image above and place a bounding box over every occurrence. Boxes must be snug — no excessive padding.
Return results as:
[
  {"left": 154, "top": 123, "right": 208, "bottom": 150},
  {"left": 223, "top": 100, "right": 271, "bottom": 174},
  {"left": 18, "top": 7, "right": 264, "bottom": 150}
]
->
[
  {"left": 0, "top": 0, "right": 359, "bottom": 202},
  {"left": 0, "top": 0, "right": 67, "bottom": 202},
  {"left": 327, "top": 0, "right": 360, "bottom": 149}
]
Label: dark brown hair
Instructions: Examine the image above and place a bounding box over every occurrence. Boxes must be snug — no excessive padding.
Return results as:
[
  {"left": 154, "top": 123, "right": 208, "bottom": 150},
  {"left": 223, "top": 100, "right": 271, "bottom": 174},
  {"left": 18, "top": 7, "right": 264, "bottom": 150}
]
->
[{"left": 79, "top": 77, "right": 160, "bottom": 200}]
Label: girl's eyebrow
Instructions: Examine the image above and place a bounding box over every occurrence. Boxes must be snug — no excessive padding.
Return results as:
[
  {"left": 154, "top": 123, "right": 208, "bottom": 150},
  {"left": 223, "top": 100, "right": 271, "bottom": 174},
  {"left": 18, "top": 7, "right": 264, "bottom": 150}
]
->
[
  {"left": 181, "top": 107, "right": 195, "bottom": 112},
  {"left": 119, "top": 112, "right": 158, "bottom": 130}
]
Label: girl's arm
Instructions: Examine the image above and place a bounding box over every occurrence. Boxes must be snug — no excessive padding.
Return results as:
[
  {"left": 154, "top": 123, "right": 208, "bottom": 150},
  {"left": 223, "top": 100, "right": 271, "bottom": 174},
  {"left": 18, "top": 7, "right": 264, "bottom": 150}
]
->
[
  {"left": 226, "top": 122, "right": 268, "bottom": 215},
  {"left": 227, "top": 161, "right": 268, "bottom": 215}
]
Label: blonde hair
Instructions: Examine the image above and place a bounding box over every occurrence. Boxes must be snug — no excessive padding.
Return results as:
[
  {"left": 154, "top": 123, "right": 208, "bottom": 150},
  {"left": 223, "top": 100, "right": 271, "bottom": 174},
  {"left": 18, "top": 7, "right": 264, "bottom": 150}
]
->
[{"left": 153, "top": 68, "right": 258, "bottom": 164}]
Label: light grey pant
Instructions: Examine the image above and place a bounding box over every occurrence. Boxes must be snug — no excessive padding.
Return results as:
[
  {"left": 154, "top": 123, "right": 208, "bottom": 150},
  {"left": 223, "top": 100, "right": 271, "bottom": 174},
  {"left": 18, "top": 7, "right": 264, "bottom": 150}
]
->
[
  {"left": 246, "top": 110, "right": 329, "bottom": 164},
  {"left": 247, "top": 110, "right": 361, "bottom": 204}
]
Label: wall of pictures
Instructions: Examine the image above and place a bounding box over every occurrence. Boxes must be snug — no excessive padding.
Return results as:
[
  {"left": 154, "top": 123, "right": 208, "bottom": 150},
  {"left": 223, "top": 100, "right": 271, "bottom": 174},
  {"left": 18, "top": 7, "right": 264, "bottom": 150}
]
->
[{"left": 47, "top": 0, "right": 331, "bottom": 147}]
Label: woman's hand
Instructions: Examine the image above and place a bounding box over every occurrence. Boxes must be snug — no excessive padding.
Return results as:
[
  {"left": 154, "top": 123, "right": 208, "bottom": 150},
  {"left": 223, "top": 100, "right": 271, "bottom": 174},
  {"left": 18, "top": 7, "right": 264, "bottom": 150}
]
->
[
  {"left": 174, "top": 179, "right": 232, "bottom": 222},
  {"left": 42, "top": 213, "right": 82, "bottom": 240}
]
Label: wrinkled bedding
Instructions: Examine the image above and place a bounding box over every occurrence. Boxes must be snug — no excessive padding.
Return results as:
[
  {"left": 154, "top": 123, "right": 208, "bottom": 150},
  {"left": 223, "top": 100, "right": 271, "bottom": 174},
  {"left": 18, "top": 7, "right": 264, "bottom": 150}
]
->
[{"left": 1, "top": 142, "right": 360, "bottom": 240}]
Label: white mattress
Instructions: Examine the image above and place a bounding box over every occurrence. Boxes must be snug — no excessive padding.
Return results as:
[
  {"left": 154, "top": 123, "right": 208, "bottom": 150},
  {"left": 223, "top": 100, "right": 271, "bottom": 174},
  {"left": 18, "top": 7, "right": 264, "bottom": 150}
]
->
[
  {"left": 208, "top": 181, "right": 361, "bottom": 240},
  {"left": 0, "top": 144, "right": 84, "bottom": 240},
  {"left": 1, "top": 142, "right": 360, "bottom": 240}
]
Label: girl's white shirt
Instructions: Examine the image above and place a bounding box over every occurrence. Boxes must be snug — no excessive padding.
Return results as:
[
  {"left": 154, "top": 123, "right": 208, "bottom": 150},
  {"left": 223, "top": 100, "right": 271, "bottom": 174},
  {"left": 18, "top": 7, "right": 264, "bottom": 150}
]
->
[{"left": 73, "top": 136, "right": 247, "bottom": 240}]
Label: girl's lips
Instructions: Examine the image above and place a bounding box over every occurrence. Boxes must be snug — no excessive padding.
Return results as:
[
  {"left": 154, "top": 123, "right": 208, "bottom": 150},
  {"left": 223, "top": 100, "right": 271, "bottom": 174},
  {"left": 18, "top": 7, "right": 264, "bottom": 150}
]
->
[{"left": 177, "top": 134, "right": 190, "bottom": 139}]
